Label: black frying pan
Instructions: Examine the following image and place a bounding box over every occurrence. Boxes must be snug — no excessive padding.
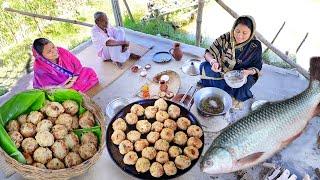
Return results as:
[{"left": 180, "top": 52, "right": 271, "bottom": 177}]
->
[{"left": 106, "top": 99, "right": 204, "bottom": 179}]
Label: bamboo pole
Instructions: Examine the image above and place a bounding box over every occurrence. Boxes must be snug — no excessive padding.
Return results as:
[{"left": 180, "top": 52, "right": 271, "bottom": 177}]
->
[
  {"left": 263, "top": 21, "right": 285, "bottom": 54},
  {"left": 196, "top": 0, "right": 205, "bottom": 46},
  {"left": 111, "top": 0, "right": 123, "bottom": 27},
  {"left": 296, "top": 32, "right": 308, "bottom": 53},
  {"left": 4, "top": 7, "right": 93, "bottom": 27},
  {"left": 123, "top": 0, "right": 134, "bottom": 22},
  {"left": 215, "top": 0, "right": 310, "bottom": 79},
  {"left": 147, "top": 2, "right": 199, "bottom": 21}
]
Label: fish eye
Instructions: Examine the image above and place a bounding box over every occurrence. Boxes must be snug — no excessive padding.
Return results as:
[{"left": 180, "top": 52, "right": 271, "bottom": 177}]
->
[{"left": 205, "top": 160, "right": 213, "bottom": 166}]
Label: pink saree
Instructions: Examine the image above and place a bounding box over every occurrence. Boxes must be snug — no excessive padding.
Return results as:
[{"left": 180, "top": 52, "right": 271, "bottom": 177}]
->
[{"left": 33, "top": 47, "right": 98, "bottom": 92}]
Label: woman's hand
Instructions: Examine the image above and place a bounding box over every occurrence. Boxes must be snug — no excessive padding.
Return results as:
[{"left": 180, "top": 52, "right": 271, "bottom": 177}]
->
[
  {"left": 211, "top": 62, "right": 221, "bottom": 73},
  {"left": 242, "top": 69, "right": 255, "bottom": 77},
  {"left": 63, "top": 76, "right": 78, "bottom": 89}
]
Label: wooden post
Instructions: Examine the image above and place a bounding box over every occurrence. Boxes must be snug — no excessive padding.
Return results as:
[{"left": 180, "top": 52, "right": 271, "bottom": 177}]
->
[
  {"left": 263, "top": 21, "right": 285, "bottom": 54},
  {"left": 296, "top": 32, "right": 308, "bottom": 53},
  {"left": 123, "top": 0, "right": 134, "bottom": 22},
  {"left": 214, "top": 0, "right": 310, "bottom": 79},
  {"left": 4, "top": 7, "right": 93, "bottom": 27},
  {"left": 196, "top": 0, "right": 204, "bottom": 46},
  {"left": 111, "top": 0, "right": 123, "bottom": 27}
]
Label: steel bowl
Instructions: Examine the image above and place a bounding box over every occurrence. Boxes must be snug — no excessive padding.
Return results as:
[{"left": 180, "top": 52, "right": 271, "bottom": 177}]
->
[
  {"left": 194, "top": 87, "right": 232, "bottom": 116},
  {"left": 105, "top": 97, "right": 130, "bottom": 119}
]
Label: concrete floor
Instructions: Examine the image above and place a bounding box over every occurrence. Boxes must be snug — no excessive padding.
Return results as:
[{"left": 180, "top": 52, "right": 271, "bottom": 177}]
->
[{"left": 0, "top": 29, "right": 319, "bottom": 179}]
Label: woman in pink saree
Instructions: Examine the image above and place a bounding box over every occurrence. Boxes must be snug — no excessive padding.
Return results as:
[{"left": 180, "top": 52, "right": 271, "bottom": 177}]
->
[{"left": 32, "top": 38, "right": 98, "bottom": 92}]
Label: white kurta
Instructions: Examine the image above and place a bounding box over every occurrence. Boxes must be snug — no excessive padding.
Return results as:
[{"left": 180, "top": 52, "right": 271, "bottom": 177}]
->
[{"left": 91, "top": 25, "right": 130, "bottom": 63}]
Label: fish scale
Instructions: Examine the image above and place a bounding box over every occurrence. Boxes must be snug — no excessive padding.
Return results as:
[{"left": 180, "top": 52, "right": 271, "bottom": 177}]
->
[{"left": 201, "top": 81, "right": 320, "bottom": 174}]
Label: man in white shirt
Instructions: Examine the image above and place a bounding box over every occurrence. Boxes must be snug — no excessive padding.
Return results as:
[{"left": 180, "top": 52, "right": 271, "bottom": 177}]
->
[{"left": 91, "top": 12, "right": 136, "bottom": 67}]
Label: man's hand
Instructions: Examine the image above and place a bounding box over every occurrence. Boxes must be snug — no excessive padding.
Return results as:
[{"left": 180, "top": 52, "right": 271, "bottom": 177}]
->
[{"left": 121, "top": 41, "right": 129, "bottom": 53}]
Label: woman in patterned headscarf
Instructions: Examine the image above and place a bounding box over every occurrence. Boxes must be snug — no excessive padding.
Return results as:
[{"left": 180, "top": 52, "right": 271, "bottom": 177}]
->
[{"left": 199, "top": 15, "right": 262, "bottom": 109}]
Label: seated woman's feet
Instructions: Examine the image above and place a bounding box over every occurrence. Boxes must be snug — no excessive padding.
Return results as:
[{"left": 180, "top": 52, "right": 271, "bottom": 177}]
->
[{"left": 232, "top": 97, "right": 243, "bottom": 110}]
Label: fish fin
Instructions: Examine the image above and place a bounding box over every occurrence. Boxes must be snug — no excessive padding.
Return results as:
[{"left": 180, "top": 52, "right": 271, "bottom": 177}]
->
[
  {"left": 281, "top": 131, "right": 303, "bottom": 147},
  {"left": 236, "top": 152, "right": 264, "bottom": 165},
  {"left": 312, "top": 104, "right": 320, "bottom": 117}
]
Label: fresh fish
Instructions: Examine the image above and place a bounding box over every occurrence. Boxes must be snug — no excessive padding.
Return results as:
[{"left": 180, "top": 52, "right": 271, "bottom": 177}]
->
[{"left": 200, "top": 58, "right": 320, "bottom": 174}]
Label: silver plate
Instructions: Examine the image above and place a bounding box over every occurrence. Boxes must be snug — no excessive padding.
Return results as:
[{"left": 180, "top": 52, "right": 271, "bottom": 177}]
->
[{"left": 152, "top": 51, "right": 172, "bottom": 63}]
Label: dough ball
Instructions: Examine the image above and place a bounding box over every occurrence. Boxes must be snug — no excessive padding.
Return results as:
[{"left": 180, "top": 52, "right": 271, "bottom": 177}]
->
[
  {"left": 156, "top": 151, "right": 169, "bottom": 164},
  {"left": 141, "top": 147, "right": 157, "bottom": 160},
  {"left": 45, "top": 102, "right": 64, "bottom": 118},
  {"left": 79, "top": 111, "right": 95, "bottom": 128},
  {"left": 163, "top": 161, "right": 177, "bottom": 176},
  {"left": 136, "top": 120, "right": 151, "bottom": 134},
  {"left": 51, "top": 140, "right": 69, "bottom": 160},
  {"left": 71, "top": 116, "right": 79, "bottom": 130},
  {"left": 146, "top": 131, "right": 160, "bottom": 144},
  {"left": 32, "top": 162, "right": 46, "bottom": 169},
  {"left": 56, "top": 113, "right": 73, "bottom": 130},
  {"left": 135, "top": 157, "right": 150, "bottom": 173},
  {"left": 154, "top": 139, "right": 169, "bottom": 152},
  {"left": 20, "top": 123, "right": 36, "bottom": 138},
  {"left": 23, "top": 152, "right": 33, "bottom": 165},
  {"left": 46, "top": 158, "right": 65, "bottom": 170},
  {"left": 154, "top": 98, "right": 168, "bottom": 111},
  {"left": 51, "top": 124, "right": 68, "bottom": 140},
  {"left": 123, "top": 151, "right": 138, "bottom": 165},
  {"left": 127, "top": 130, "right": 141, "bottom": 143},
  {"left": 175, "top": 155, "right": 191, "bottom": 170},
  {"left": 134, "top": 139, "right": 149, "bottom": 152},
  {"left": 150, "top": 162, "right": 164, "bottom": 177},
  {"left": 160, "top": 128, "right": 174, "bottom": 142},
  {"left": 130, "top": 104, "right": 145, "bottom": 116},
  {"left": 36, "top": 119, "right": 53, "bottom": 132},
  {"left": 125, "top": 113, "right": 138, "bottom": 125},
  {"left": 35, "top": 131, "right": 54, "bottom": 147},
  {"left": 81, "top": 132, "right": 98, "bottom": 147},
  {"left": 27, "top": 111, "right": 44, "bottom": 125},
  {"left": 163, "top": 119, "right": 177, "bottom": 131},
  {"left": 187, "top": 137, "right": 203, "bottom": 149},
  {"left": 33, "top": 147, "right": 52, "bottom": 164},
  {"left": 187, "top": 125, "right": 203, "bottom": 138},
  {"left": 168, "top": 146, "right": 182, "bottom": 158},
  {"left": 62, "top": 100, "right": 79, "bottom": 116},
  {"left": 64, "top": 152, "right": 83, "bottom": 168},
  {"left": 145, "top": 106, "right": 158, "bottom": 119},
  {"left": 119, "top": 140, "right": 133, "bottom": 155},
  {"left": 173, "top": 131, "right": 188, "bottom": 146},
  {"left": 64, "top": 132, "right": 80, "bottom": 150},
  {"left": 6, "top": 120, "right": 20, "bottom": 132},
  {"left": 21, "top": 137, "right": 38, "bottom": 154},
  {"left": 184, "top": 146, "right": 199, "bottom": 160},
  {"left": 151, "top": 121, "right": 163, "bottom": 132},
  {"left": 17, "top": 114, "right": 27, "bottom": 124},
  {"left": 79, "top": 143, "right": 97, "bottom": 160},
  {"left": 177, "top": 117, "right": 191, "bottom": 130},
  {"left": 155, "top": 111, "right": 169, "bottom": 122},
  {"left": 9, "top": 131, "right": 23, "bottom": 148},
  {"left": 111, "top": 130, "right": 126, "bottom": 145},
  {"left": 168, "top": 104, "right": 180, "bottom": 119},
  {"left": 112, "top": 118, "right": 127, "bottom": 131}
]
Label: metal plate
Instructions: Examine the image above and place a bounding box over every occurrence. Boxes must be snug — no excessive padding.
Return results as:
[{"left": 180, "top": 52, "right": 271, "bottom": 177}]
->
[
  {"left": 106, "top": 99, "right": 204, "bottom": 179},
  {"left": 152, "top": 51, "right": 172, "bottom": 63}
]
